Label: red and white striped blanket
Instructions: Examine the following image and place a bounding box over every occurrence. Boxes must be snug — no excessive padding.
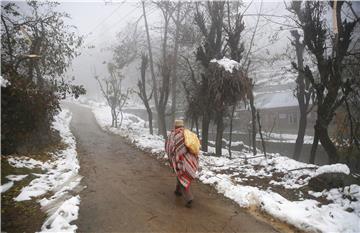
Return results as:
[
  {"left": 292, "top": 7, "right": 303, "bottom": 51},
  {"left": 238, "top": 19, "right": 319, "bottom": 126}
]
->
[{"left": 165, "top": 128, "right": 199, "bottom": 190}]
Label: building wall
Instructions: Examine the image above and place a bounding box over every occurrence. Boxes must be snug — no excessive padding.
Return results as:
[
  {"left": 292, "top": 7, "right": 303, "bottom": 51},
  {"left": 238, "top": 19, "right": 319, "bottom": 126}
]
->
[
  {"left": 124, "top": 105, "right": 340, "bottom": 137},
  {"left": 233, "top": 106, "right": 317, "bottom": 135}
]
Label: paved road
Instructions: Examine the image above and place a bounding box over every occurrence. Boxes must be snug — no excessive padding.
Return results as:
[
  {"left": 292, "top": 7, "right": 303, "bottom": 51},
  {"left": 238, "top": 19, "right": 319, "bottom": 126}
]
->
[{"left": 67, "top": 103, "right": 284, "bottom": 232}]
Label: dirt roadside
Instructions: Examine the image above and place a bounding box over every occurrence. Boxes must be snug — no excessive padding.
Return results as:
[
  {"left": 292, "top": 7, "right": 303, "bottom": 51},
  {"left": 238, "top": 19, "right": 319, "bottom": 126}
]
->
[{"left": 66, "top": 103, "right": 299, "bottom": 233}]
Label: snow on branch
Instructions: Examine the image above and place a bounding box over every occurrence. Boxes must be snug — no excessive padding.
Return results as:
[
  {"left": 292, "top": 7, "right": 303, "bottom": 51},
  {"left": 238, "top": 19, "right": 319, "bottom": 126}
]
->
[
  {"left": 210, "top": 57, "right": 241, "bottom": 73},
  {"left": 315, "top": 163, "right": 350, "bottom": 176}
]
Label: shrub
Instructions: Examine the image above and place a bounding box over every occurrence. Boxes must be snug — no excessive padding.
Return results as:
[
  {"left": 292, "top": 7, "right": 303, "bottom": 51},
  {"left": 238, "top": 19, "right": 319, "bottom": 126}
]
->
[{"left": 1, "top": 71, "right": 60, "bottom": 154}]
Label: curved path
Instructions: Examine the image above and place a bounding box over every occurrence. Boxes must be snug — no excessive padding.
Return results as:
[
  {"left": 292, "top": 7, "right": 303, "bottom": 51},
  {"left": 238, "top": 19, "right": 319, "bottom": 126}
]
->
[{"left": 67, "top": 103, "right": 282, "bottom": 232}]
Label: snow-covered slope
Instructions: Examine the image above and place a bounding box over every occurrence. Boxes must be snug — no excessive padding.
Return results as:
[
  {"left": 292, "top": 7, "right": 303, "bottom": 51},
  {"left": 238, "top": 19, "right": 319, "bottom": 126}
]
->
[
  {"left": 74, "top": 99, "right": 360, "bottom": 233},
  {"left": 4, "top": 109, "right": 82, "bottom": 232}
]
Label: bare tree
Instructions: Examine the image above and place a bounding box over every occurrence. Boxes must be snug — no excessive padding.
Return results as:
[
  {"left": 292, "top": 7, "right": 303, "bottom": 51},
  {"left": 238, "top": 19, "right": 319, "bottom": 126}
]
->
[
  {"left": 156, "top": 2, "right": 176, "bottom": 139},
  {"left": 242, "top": 1, "right": 263, "bottom": 156},
  {"left": 194, "top": 1, "right": 226, "bottom": 152},
  {"left": 290, "top": 30, "right": 314, "bottom": 161},
  {"left": 95, "top": 63, "right": 130, "bottom": 128},
  {"left": 290, "top": 1, "right": 359, "bottom": 164},
  {"left": 169, "top": 2, "right": 187, "bottom": 125},
  {"left": 142, "top": 1, "right": 160, "bottom": 135},
  {"left": 223, "top": 1, "right": 246, "bottom": 157},
  {"left": 137, "top": 53, "right": 153, "bottom": 134},
  {"left": 142, "top": 1, "right": 176, "bottom": 139},
  {"left": 180, "top": 55, "right": 201, "bottom": 137},
  {"left": 257, "top": 110, "right": 267, "bottom": 158}
]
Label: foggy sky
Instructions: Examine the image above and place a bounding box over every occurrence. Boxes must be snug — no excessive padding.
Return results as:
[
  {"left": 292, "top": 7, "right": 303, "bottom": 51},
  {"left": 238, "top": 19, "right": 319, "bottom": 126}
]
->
[
  {"left": 6, "top": 0, "right": 360, "bottom": 100},
  {"left": 57, "top": 1, "right": 293, "bottom": 100}
]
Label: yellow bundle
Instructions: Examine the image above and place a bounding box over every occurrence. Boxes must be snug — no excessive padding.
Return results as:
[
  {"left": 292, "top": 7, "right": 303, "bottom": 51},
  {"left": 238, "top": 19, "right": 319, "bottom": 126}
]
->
[{"left": 184, "top": 129, "right": 201, "bottom": 156}]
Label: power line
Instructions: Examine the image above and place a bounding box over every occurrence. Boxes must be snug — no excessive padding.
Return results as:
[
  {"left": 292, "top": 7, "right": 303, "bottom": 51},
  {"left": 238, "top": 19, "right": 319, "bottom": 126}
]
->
[
  {"left": 83, "top": 1, "right": 126, "bottom": 41},
  {"left": 84, "top": 4, "right": 140, "bottom": 46},
  {"left": 85, "top": 4, "right": 158, "bottom": 47}
]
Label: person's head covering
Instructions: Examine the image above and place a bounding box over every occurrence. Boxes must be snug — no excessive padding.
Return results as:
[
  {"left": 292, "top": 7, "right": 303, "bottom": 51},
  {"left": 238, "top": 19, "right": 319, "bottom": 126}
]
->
[{"left": 174, "top": 119, "right": 184, "bottom": 128}]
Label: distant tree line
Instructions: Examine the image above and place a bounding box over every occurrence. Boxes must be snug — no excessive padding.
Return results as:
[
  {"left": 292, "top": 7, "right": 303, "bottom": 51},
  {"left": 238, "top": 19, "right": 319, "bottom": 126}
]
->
[
  {"left": 98, "top": 0, "right": 360, "bottom": 168},
  {"left": 288, "top": 1, "right": 360, "bottom": 164}
]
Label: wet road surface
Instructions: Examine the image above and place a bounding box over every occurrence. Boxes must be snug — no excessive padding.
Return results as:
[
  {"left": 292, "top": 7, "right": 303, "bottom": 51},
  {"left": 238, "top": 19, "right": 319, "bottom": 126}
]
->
[{"left": 66, "top": 103, "right": 286, "bottom": 233}]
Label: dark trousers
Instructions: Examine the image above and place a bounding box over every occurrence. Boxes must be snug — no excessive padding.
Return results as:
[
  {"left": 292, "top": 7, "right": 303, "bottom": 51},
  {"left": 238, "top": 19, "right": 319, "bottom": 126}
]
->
[{"left": 175, "top": 178, "right": 193, "bottom": 202}]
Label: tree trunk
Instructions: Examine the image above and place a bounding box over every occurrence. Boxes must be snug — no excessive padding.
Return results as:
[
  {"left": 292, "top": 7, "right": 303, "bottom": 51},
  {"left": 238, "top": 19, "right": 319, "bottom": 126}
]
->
[
  {"left": 248, "top": 129, "right": 252, "bottom": 153},
  {"left": 142, "top": 2, "right": 159, "bottom": 112},
  {"left": 170, "top": 3, "right": 181, "bottom": 125},
  {"left": 309, "top": 127, "right": 319, "bottom": 164},
  {"left": 293, "top": 109, "right": 307, "bottom": 160},
  {"left": 142, "top": 100, "right": 153, "bottom": 134},
  {"left": 249, "top": 93, "right": 257, "bottom": 155},
  {"left": 119, "top": 111, "right": 123, "bottom": 127},
  {"left": 201, "top": 112, "right": 210, "bottom": 152},
  {"left": 158, "top": 106, "right": 167, "bottom": 139},
  {"left": 215, "top": 112, "right": 224, "bottom": 157},
  {"left": 114, "top": 110, "right": 118, "bottom": 128},
  {"left": 228, "top": 104, "right": 236, "bottom": 159},
  {"left": 156, "top": 3, "right": 172, "bottom": 139},
  {"left": 317, "top": 122, "right": 339, "bottom": 164},
  {"left": 111, "top": 115, "right": 114, "bottom": 128},
  {"left": 147, "top": 108, "right": 153, "bottom": 134},
  {"left": 257, "top": 110, "right": 267, "bottom": 158},
  {"left": 111, "top": 108, "right": 117, "bottom": 128},
  {"left": 291, "top": 29, "right": 308, "bottom": 161}
]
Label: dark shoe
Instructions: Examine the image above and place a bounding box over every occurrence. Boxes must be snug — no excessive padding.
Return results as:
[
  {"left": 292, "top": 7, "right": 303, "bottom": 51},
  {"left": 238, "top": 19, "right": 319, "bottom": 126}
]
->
[
  {"left": 174, "top": 190, "right": 182, "bottom": 196},
  {"left": 185, "top": 200, "right": 192, "bottom": 208}
]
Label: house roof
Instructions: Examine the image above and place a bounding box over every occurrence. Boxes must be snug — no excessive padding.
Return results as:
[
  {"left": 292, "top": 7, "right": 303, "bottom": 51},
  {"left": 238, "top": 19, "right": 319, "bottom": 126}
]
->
[{"left": 255, "top": 91, "right": 298, "bottom": 109}]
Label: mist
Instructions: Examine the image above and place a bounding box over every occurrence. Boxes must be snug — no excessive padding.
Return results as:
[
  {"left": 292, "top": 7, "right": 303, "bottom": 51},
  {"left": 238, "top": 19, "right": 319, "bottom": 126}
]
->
[
  {"left": 58, "top": 1, "right": 294, "bottom": 99},
  {"left": 2, "top": 1, "right": 360, "bottom": 232}
]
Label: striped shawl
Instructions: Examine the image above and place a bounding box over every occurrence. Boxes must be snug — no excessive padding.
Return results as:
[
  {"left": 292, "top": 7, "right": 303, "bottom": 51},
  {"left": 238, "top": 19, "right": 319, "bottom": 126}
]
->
[{"left": 165, "top": 128, "right": 199, "bottom": 190}]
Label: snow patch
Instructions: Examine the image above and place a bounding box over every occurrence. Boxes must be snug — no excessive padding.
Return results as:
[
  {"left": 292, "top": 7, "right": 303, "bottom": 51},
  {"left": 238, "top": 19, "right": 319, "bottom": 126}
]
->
[
  {"left": 1, "top": 182, "right": 14, "bottom": 193},
  {"left": 40, "top": 195, "right": 80, "bottom": 232},
  {"left": 8, "top": 109, "right": 81, "bottom": 232},
  {"left": 71, "top": 98, "right": 360, "bottom": 233},
  {"left": 1, "top": 75, "right": 10, "bottom": 87},
  {"left": 315, "top": 163, "right": 350, "bottom": 176},
  {"left": 6, "top": 174, "right": 29, "bottom": 182},
  {"left": 7, "top": 157, "right": 46, "bottom": 170},
  {"left": 210, "top": 57, "right": 240, "bottom": 73}
]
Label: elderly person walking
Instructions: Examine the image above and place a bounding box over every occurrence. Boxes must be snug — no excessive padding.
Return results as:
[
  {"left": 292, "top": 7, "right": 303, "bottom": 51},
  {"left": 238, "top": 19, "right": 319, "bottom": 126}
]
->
[{"left": 165, "top": 119, "right": 200, "bottom": 208}]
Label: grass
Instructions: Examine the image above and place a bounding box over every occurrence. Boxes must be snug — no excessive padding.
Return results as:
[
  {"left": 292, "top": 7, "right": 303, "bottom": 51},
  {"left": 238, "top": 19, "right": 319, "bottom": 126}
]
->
[
  {"left": 0, "top": 141, "right": 66, "bottom": 233},
  {"left": 1, "top": 174, "right": 47, "bottom": 233}
]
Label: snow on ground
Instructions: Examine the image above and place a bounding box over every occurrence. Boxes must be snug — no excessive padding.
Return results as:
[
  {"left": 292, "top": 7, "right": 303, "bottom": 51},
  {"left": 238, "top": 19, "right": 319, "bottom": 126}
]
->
[
  {"left": 5, "top": 109, "right": 82, "bottom": 232},
  {"left": 73, "top": 99, "right": 360, "bottom": 233},
  {"left": 1, "top": 75, "right": 10, "bottom": 87},
  {"left": 315, "top": 164, "right": 350, "bottom": 176},
  {"left": 41, "top": 195, "right": 80, "bottom": 232},
  {"left": 6, "top": 174, "right": 29, "bottom": 181},
  {"left": 7, "top": 156, "right": 49, "bottom": 170},
  {"left": 91, "top": 102, "right": 165, "bottom": 157},
  {"left": 1, "top": 182, "right": 14, "bottom": 193},
  {"left": 199, "top": 155, "right": 360, "bottom": 232}
]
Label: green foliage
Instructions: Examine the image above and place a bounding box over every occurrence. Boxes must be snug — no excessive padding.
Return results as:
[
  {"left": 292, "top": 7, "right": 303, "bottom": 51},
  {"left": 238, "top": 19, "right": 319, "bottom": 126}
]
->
[
  {"left": 1, "top": 2, "right": 86, "bottom": 154},
  {"left": 1, "top": 71, "right": 60, "bottom": 154},
  {"left": 1, "top": 2, "right": 83, "bottom": 80}
]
